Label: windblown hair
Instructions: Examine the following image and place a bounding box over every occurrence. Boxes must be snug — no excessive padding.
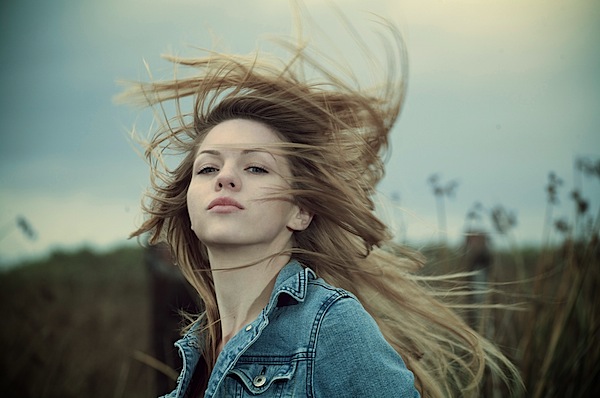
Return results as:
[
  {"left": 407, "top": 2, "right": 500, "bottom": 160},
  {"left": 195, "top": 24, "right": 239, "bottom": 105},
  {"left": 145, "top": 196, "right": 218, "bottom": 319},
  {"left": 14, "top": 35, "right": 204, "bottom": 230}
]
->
[{"left": 119, "top": 17, "right": 520, "bottom": 397}]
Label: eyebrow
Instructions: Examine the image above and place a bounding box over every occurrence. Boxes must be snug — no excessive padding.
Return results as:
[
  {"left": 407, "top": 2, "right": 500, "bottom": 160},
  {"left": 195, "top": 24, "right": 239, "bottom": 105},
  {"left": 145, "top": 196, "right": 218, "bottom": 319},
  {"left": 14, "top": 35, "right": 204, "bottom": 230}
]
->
[
  {"left": 194, "top": 149, "right": 279, "bottom": 164},
  {"left": 196, "top": 149, "right": 269, "bottom": 157}
]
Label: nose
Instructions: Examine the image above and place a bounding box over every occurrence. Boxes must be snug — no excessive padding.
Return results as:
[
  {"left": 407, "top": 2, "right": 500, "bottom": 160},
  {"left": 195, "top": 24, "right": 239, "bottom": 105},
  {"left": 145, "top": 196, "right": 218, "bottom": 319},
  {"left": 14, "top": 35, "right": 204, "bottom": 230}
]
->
[{"left": 215, "top": 167, "right": 241, "bottom": 191}]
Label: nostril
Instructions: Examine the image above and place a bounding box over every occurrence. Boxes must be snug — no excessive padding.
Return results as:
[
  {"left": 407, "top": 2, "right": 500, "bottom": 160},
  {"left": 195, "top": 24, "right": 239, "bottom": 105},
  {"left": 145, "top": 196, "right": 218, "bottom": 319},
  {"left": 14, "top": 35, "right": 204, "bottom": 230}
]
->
[{"left": 217, "top": 181, "right": 236, "bottom": 189}]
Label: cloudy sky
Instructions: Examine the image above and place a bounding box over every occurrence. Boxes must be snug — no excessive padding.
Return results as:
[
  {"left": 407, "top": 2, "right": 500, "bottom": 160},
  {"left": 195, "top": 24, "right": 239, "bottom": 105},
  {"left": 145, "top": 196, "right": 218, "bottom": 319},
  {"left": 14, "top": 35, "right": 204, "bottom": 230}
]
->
[{"left": 1, "top": 0, "right": 598, "bottom": 265}]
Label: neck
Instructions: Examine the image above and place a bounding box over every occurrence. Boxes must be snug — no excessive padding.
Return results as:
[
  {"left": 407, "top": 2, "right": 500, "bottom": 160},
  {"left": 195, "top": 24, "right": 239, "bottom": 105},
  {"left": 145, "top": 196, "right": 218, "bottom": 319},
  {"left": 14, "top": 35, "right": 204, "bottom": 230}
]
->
[{"left": 208, "top": 245, "right": 291, "bottom": 350}]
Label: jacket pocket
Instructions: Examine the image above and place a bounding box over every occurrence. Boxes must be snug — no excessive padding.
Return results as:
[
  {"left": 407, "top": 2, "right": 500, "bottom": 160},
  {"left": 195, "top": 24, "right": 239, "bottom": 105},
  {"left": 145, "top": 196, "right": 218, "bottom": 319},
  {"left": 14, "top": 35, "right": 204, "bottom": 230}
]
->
[{"left": 228, "top": 360, "right": 297, "bottom": 396}]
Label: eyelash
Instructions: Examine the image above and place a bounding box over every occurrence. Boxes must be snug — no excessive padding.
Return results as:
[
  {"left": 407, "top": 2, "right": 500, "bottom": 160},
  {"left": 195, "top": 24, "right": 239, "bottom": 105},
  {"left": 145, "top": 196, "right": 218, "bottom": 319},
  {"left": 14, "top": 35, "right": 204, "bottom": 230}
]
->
[
  {"left": 197, "top": 166, "right": 217, "bottom": 175},
  {"left": 246, "top": 165, "right": 268, "bottom": 174},
  {"left": 196, "top": 165, "right": 269, "bottom": 175}
]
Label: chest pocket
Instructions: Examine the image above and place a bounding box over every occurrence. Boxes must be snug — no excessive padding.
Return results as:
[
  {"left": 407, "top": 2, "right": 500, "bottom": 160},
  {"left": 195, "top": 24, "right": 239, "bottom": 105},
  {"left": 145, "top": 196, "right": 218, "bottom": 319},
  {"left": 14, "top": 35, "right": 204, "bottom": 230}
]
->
[{"left": 227, "top": 360, "right": 297, "bottom": 396}]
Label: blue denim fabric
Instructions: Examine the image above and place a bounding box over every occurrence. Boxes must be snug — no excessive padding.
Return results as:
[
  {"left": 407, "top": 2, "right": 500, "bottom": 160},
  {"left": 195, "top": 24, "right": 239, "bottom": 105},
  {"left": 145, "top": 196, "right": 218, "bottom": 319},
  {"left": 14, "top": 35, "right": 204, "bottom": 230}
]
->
[{"left": 162, "top": 260, "right": 420, "bottom": 397}]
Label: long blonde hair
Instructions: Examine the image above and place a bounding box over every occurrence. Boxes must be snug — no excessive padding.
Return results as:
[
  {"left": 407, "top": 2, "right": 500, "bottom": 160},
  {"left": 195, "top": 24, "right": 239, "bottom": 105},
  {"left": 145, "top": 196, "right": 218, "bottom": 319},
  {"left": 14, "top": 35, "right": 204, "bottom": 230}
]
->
[{"left": 119, "top": 16, "right": 520, "bottom": 397}]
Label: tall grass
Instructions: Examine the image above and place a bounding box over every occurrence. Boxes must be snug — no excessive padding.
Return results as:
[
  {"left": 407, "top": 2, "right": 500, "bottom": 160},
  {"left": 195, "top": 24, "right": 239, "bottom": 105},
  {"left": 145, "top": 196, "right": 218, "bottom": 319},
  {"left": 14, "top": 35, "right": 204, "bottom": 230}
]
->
[
  {"left": 478, "top": 240, "right": 597, "bottom": 397},
  {"left": 1, "top": 242, "right": 598, "bottom": 396}
]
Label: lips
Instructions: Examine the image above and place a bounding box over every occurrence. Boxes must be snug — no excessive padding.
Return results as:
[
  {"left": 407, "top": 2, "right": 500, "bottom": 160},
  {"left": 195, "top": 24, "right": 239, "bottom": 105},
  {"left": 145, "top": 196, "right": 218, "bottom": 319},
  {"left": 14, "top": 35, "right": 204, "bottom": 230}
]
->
[{"left": 207, "top": 197, "right": 244, "bottom": 210}]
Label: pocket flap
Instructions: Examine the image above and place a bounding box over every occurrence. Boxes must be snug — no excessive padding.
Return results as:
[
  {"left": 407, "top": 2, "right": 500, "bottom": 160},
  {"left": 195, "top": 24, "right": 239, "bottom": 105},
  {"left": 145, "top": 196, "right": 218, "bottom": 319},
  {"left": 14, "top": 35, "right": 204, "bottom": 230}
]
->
[{"left": 229, "top": 360, "right": 297, "bottom": 394}]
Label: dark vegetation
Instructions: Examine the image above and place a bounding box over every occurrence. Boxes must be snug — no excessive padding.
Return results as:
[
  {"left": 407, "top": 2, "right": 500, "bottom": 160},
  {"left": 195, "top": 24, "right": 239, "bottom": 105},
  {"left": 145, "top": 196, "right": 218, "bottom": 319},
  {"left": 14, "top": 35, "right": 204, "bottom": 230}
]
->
[
  {"left": 0, "top": 247, "right": 155, "bottom": 397},
  {"left": 2, "top": 239, "right": 598, "bottom": 397}
]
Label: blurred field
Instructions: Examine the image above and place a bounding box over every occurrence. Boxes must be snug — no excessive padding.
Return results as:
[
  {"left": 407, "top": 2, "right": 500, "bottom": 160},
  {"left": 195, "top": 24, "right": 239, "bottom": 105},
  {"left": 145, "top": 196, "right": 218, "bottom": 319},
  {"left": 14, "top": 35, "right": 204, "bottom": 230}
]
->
[
  {"left": 0, "top": 247, "right": 155, "bottom": 397},
  {"left": 1, "top": 237, "right": 598, "bottom": 397}
]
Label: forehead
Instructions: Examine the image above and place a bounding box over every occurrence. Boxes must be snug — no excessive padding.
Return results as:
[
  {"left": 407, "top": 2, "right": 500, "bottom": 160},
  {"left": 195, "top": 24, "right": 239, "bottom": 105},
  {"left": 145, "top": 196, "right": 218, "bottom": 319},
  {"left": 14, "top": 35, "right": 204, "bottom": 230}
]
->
[{"left": 199, "top": 119, "right": 284, "bottom": 150}]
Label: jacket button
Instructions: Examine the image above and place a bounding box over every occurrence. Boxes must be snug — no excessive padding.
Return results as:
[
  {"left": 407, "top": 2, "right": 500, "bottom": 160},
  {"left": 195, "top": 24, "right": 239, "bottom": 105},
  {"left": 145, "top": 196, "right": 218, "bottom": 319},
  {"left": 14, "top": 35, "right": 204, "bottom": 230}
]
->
[
  {"left": 253, "top": 375, "right": 267, "bottom": 388},
  {"left": 245, "top": 325, "right": 253, "bottom": 332}
]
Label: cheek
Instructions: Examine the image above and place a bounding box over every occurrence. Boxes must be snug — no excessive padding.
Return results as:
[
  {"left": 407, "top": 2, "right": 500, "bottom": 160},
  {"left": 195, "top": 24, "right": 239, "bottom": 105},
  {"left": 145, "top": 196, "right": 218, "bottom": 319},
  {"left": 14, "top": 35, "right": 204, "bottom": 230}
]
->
[
  {"left": 186, "top": 185, "right": 194, "bottom": 211},
  {"left": 186, "top": 184, "right": 202, "bottom": 223},
  {"left": 271, "top": 201, "right": 297, "bottom": 226}
]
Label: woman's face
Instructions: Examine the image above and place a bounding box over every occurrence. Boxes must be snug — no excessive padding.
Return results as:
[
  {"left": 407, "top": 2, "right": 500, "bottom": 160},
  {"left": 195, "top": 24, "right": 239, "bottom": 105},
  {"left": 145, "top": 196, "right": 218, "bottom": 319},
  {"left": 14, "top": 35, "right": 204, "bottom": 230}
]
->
[{"left": 187, "top": 119, "right": 311, "bottom": 253}]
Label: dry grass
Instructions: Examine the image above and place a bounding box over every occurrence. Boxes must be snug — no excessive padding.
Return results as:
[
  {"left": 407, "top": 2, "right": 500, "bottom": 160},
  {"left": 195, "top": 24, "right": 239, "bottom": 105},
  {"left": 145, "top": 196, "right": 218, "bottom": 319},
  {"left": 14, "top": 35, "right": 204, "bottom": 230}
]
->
[
  {"left": 1, "top": 233, "right": 598, "bottom": 396},
  {"left": 423, "top": 238, "right": 600, "bottom": 397},
  {"left": 491, "top": 240, "right": 600, "bottom": 397}
]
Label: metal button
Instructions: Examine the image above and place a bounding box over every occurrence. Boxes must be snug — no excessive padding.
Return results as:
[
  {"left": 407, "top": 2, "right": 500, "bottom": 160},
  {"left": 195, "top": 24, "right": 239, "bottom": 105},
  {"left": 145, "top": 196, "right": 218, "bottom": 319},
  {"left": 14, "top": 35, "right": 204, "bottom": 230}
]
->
[
  {"left": 253, "top": 375, "right": 267, "bottom": 388},
  {"left": 245, "top": 325, "right": 253, "bottom": 332}
]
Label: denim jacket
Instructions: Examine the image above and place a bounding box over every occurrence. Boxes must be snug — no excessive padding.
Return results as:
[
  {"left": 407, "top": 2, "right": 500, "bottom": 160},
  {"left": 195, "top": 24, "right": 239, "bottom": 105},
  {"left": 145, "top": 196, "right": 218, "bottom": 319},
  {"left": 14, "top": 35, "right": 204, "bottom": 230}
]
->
[{"left": 162, "top": 260, "right": 420, "bottom": 397}]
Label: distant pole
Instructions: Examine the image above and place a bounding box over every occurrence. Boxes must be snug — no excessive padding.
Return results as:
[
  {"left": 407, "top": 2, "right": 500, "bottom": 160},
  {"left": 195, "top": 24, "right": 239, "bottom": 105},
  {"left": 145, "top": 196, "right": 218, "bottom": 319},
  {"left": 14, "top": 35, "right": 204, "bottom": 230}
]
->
[
  {"left": 464, "top": 231, "right": 492, "bottom": 331},
  {"left": 436, "top": 194, "right": 447, "bottom": 244}
]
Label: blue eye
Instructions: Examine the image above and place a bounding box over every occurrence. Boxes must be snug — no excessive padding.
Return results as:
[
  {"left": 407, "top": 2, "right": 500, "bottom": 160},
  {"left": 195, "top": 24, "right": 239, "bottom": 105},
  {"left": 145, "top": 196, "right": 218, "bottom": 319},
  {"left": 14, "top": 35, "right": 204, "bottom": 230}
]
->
[
  {"left": 246, "top": 166, "right": 268, "bottom": 174},
  {"left": 197, "top": 166, "right": 218, "bottom": 175}
]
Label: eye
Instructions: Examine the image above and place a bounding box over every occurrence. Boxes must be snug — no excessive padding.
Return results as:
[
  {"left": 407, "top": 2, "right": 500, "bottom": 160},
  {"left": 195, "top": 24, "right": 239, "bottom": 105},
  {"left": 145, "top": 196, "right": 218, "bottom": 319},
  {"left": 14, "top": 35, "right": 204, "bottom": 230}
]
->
[
  {"left": 246, "top": 165, "right": 269, "bottom": 174},
  {"left": 196, "top": 166, "right": 218, "bottom": 175}
]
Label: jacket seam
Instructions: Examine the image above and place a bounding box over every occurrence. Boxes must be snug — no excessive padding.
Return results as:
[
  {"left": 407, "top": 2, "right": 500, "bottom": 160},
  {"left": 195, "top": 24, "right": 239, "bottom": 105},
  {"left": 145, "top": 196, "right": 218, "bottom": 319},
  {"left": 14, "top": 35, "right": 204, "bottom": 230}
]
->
[{"left": 306, "top": 287, "right": 351, "bottom": 398}]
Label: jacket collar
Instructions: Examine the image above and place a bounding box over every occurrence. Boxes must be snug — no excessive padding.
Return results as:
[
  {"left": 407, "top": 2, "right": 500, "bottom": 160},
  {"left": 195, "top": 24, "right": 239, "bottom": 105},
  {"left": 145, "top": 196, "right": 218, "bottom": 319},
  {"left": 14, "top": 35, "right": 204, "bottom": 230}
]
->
[
  {"left": 181, "top": 259, "right": 313, "bottom": 341},
  {"left": 265, "top": 260, "right": 315, "bottom": 311}
]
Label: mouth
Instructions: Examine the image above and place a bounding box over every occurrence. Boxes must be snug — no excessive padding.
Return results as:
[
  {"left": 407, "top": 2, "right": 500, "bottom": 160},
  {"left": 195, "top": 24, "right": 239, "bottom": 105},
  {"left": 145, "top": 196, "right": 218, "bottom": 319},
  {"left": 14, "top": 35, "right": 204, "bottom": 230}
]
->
[{"left": 207, "top": 197, "right": 244, "bottom": 210}]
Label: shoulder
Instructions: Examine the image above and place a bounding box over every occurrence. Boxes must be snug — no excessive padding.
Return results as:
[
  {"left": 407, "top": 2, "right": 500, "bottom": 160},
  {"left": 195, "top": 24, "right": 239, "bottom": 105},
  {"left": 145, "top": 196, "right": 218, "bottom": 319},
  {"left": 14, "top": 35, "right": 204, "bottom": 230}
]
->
[
  {"left": 307, "top": 279, "right": 420, "bottom": 397},
  {"left": 305, "top": 277, "right": 382, "bottom": 335},
  {"left": 305, "top": 278, "right": 373, "bottom": 334},
  {"left": 307, "top": 280, "right": 384, "bottom": 352},
  {"left": 306, "top": 277, "right": 355, "bottom": 308},
  {"left": 272, "top": 275, "right": 383, "bottom": 353},
  {"left": 265, "top": 275, "right": 357, "bottom": 345}
]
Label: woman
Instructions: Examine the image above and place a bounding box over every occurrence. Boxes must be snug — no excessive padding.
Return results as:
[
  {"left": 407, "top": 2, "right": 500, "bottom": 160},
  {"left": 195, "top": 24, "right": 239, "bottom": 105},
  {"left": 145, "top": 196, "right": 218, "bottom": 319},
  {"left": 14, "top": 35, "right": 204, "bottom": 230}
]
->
[{"left": 120, "top": 14, "right": 520, "bottom": 398}]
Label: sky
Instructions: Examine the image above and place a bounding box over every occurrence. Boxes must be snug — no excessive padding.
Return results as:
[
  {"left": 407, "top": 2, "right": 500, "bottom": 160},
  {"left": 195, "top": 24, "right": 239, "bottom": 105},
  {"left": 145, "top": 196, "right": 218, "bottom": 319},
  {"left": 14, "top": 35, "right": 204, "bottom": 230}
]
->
[{"left": 1, "top": 0, "right": 599, "bottom": 266}]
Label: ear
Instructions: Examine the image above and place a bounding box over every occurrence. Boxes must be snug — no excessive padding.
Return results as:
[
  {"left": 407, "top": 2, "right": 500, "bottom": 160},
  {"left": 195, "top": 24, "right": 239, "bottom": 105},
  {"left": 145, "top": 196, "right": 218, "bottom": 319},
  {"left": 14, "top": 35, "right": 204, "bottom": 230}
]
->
[{"left": 287, "top": 206, "right": 313, "bottom": 232}]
